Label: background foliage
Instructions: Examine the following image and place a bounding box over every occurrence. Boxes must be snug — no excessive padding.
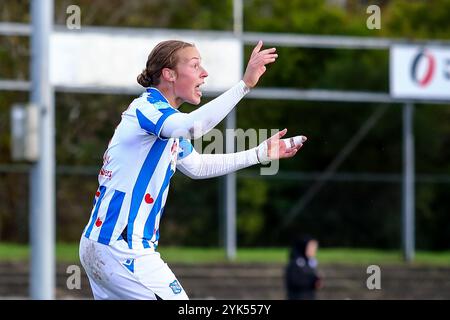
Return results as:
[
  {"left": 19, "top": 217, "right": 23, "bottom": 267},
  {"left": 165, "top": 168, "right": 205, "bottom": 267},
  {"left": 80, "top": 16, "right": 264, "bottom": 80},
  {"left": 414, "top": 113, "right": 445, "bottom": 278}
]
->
[{"left": 1, "top": 0, "right": 449, "bottom": 249}]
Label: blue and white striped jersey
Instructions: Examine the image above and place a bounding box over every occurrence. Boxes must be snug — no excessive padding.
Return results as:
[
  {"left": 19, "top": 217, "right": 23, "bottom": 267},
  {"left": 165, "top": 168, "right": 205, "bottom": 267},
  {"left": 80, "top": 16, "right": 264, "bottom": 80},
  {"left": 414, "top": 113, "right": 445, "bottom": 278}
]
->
[{"left": 82, "top": 87, "right": 193, "bottom": 250}]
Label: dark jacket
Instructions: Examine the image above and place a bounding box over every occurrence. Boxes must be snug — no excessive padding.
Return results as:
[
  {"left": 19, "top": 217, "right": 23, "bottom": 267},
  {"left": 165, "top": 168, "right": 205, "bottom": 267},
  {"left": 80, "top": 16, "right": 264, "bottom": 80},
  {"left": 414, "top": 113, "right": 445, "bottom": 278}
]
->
[{"left": 285, "top": 236, "right": 321, "bottom": 300}]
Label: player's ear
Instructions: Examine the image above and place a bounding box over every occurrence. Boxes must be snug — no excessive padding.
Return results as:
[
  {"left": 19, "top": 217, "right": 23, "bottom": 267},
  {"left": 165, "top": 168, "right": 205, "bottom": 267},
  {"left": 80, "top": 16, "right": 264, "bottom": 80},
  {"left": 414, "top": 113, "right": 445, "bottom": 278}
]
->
[{"left": 162, "top": 68, "right": 177, "bottom": 82}]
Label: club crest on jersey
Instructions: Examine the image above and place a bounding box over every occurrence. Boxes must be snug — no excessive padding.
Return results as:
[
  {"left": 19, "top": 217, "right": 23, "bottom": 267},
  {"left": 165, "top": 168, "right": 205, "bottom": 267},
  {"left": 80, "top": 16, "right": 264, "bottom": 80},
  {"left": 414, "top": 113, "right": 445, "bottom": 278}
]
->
[
  {"left": 123, "top": 258, "right": 135, "bottom": 273},
  {"left": 169, "top": 280, "right": 182, "bottom": 294}
]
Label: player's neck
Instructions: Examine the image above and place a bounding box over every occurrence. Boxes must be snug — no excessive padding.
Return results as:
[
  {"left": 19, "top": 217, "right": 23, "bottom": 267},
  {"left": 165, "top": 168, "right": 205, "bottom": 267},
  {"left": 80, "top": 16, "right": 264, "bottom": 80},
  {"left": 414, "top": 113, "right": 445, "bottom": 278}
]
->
[{"left": 155, "top": 84, "right": 181, "bottom": 109}]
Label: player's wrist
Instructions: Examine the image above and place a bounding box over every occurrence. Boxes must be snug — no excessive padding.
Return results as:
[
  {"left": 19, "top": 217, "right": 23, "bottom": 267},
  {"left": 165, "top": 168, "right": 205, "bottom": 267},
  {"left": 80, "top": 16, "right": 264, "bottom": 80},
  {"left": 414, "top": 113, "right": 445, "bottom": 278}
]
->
[
  {"left": 256, "top": 141, "right": 271, "bottom": 164},
  {"left": 240, "top": 79, "right": 251, "bottom": 93}
]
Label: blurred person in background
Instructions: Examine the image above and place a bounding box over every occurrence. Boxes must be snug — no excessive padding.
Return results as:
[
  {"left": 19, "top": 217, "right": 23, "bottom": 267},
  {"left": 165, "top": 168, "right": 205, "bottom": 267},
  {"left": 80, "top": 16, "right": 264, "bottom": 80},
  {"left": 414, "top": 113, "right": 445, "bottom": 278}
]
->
[
  {"left": 285, "top": 235, "right": 323, "bottom": 300},
  {"left": 79, "top": 39, "right": 307, "bottom": 300}
]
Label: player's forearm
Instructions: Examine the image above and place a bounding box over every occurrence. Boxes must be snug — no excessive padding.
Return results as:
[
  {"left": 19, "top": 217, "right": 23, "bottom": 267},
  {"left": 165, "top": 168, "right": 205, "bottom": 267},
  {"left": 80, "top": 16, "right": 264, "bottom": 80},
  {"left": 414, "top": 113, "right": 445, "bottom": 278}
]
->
[
  {"left": 160, "top": 80, "right": 250, "bottom": 139},
  {"left": 178, "top": 148, "right": 259, "bottom": 179}
]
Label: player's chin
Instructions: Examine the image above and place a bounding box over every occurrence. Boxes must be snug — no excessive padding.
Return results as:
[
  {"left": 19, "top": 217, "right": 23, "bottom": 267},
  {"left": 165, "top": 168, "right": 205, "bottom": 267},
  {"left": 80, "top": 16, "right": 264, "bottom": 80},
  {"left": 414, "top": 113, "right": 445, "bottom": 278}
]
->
[{"left": 188, "top": 94, "right": 202, "bottom": 105}]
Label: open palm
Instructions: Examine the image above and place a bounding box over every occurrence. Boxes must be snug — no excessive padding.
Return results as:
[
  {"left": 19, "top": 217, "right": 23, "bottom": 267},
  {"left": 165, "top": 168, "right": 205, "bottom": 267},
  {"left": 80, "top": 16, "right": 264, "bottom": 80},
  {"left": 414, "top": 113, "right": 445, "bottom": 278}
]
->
[
  {"left": 243, "top": 41, "right": 278, "bottom": 88},
  {"left": 266, "top": 129, "right": 303, "bottom": 160}
]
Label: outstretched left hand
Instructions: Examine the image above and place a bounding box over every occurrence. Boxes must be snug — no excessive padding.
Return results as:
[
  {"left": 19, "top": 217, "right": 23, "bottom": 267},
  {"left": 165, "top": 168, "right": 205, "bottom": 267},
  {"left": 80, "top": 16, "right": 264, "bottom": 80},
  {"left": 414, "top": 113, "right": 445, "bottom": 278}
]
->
[{"left": 257, "top": 129, "right": 307, "bottom": 164}]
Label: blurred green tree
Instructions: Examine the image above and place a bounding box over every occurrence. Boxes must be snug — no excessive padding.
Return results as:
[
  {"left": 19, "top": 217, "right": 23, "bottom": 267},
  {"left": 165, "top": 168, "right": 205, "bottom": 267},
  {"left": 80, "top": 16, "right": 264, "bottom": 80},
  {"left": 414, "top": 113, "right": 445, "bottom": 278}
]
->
[{"left": 0, "top": 0, "right": 449, "bottom": 249}]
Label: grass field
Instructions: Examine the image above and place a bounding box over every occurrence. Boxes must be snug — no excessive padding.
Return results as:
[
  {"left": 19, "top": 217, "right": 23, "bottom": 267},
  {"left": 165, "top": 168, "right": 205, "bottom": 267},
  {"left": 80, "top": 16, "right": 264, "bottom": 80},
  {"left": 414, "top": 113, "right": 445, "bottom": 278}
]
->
[{"left": 1, "top": 242, "right": 449, "bottom": 266}]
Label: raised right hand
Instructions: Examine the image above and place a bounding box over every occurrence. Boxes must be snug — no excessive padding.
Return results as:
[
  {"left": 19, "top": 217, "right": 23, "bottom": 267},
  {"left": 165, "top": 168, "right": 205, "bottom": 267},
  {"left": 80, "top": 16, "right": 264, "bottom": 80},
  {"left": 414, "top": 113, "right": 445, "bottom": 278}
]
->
[{"left": 242, "top": 40, "right": 278, "bottom": 88}]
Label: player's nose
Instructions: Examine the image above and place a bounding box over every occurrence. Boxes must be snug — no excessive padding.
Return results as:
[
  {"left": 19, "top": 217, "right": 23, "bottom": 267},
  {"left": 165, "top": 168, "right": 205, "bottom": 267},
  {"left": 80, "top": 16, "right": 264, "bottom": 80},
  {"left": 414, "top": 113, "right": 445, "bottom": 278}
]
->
[{"left": 200, "top": 66, "right": 208, "bottom": 78}]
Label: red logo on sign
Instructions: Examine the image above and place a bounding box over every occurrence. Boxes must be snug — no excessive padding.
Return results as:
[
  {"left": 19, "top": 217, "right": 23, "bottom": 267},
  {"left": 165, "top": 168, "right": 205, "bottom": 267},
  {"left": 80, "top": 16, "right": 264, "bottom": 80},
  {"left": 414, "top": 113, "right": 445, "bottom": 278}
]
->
[{"left": 411, "top": 50, "right": 436, "bottom": 87}]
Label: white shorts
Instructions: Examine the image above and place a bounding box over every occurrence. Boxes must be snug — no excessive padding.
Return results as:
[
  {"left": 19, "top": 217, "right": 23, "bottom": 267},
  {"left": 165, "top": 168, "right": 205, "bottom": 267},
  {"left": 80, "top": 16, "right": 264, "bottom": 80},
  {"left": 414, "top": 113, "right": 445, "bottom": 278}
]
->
[{"left": 79, "top": 236, "right": 188, "bottom": 300}]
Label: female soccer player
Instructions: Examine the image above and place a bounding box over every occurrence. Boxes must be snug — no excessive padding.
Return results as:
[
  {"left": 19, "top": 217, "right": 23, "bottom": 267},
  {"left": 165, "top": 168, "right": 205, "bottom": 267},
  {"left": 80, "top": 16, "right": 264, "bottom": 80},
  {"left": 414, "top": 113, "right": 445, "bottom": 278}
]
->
[{"left": 79, "top": 40, "right": 307, "bottom": 300}]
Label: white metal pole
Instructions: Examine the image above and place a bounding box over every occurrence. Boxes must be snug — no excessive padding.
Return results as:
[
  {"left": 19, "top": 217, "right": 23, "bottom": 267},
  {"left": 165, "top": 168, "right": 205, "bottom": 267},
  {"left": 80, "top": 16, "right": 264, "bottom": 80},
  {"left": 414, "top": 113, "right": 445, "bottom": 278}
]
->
[
  {"left": 30, "top": 0, "right": 55, "bottom": 299},
  {"left": 225, "top": 124, "right": 237, "bottom": 260},
  {"left": 402, "top": 102, "right": 415, "bottom": 262},
  {"left": 224, "top": 0, "right": 243, "bottom": 260},
  {"left": 233, "top": 0, "right": 243, "bottom": 38}
]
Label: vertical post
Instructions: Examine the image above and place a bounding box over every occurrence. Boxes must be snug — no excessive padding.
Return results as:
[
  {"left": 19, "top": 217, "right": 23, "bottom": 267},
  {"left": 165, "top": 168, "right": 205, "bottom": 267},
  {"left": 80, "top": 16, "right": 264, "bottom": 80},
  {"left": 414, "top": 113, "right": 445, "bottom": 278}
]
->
[
  {"left": 224, "top": 125, "right": 237, "bottom": 261},
  {"left": 233, "top": 0, "right": 243, "bottom": 38},
  {"left": 224, "top": 0, "right": 243, "bottom": 260},
  {"left": 402, "top": 102, "right": 415, "bottom": 262},
  {"left": 30, "top": 0, "right": 55, "bottom": 299}
]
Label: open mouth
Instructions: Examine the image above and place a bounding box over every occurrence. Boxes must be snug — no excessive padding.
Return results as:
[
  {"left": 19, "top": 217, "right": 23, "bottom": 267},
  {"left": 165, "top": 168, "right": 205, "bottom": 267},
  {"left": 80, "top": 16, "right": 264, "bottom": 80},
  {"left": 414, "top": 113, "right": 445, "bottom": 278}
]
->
[{"left": 195, "top": 83, "right": 203, "bottom": 96}]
